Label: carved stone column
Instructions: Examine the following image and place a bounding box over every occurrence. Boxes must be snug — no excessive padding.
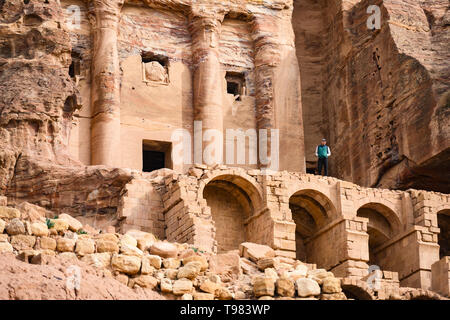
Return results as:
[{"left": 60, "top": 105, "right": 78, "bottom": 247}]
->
[
  {"left": 189, "top": 14, "right": 224, "bottom": 165},
  {"left": 87, "top": 0, "right": 123, "bottom": 167},
  {"left": 252, "top": 13, "right": 305, "bottom": 172}
]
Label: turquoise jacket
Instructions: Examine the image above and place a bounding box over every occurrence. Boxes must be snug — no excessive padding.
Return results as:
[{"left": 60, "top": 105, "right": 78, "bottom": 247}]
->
[{"left": 315, "top": 145, "right": 331, "bottom": 158}]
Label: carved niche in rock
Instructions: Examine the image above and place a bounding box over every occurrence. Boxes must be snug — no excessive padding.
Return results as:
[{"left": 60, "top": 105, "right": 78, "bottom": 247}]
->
[{"left": 143, "top": 61, "right": 168, "bottom": 84}]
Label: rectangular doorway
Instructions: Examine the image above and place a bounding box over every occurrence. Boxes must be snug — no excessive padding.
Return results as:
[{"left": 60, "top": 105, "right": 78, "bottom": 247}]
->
[{"left": 142, "top": 140, "right": 172, "bottom": 172}]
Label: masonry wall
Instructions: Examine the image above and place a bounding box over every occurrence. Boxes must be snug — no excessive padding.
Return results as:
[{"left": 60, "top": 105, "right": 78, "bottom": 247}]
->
[
  {"left": 203, "top": 184, "right": 246, "bottom": 252},
  {"left": 432, "top": 257, "right": 450, "bottom": 297},
  {"left": 125, "top": 166, "right": 449, "bottom": 293},
  {"left": 248, "top": 210, "right": 278, "bottom": 248},
  {"left": 304, "top": 220, "right": 348, "bottom": 270},
  {"left": 118, "top": 177, "right": 166, "bottom": 239}
]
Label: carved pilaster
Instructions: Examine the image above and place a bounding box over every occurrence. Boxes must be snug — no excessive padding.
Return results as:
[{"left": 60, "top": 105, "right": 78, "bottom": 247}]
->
[
  {"left": 189, "top": 12, "right": 224, "bottom": 165},
  {"left": 87, "top": 0, "right": 123, "bottom": 167},
  {"left": 251, "top": 12, "right": 304, "bottom": 172}
]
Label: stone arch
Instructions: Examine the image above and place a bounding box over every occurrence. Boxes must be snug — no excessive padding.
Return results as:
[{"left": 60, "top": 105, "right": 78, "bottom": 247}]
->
[
  {"left": 402, "top": 288, "right": 443, "bottom": 300},
  {"left": 198, "top": 170, "right": 263, "bottom": 211},
  {"left": 288, "top": 188, "right": 337, "bottom": 262},
  {"left": 340, "top": 279, "right": 375, "bottom": 300},
  {"left": 356, "top": 200, "right": 401, "bottom": 233},
  {"left": 201, "top": 172, "right": 263, "bottom": 253},
  {"left": 285, "top": 179, "right": 339, "bottom": 218},
  {"left": 437, "top": 208, "right": 450, "bottom": 259},
  {"left": 356, "top": 202, "right": 401, "bottom": 266}
]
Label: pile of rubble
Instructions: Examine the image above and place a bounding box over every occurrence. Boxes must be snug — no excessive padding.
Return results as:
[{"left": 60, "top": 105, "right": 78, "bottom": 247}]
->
[{"left": 0, "top": 198, "right": 346, "bottom": 300}]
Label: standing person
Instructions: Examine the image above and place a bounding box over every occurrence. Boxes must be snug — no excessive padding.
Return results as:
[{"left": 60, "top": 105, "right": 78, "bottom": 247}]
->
[{"left": 315, "top": 138, "right": 331, "bottom": 176}]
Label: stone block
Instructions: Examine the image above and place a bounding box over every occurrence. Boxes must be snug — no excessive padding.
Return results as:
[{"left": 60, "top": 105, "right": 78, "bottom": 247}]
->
[
  {"left": 322, "top": 277, "right": 342, "bottom": 294},
  {"left": 239, "top": 242, "right": 275, "bottom": 263},
  {"left": 296, "top": 278, "right": 320, "bottom": 297},
  {"left": 56, "top": 238, "right": 76, "bottom": 252},
  {"left": 96, "top": 239, "right": 119, "bottom": 253},
  {"left": 129, "top": 275, "right": 158, "bottom": 289},
  {"left": 120, "top": 243, "right": 144, "bottom": 257},
  {"left": 81, "top": 253, "right": 112, "bottom": 268},
  {"left": 173, "top": 279, "right": 193, "bottom": 295},
  {"left": 38, "top": 237, "right": 56, "bottom": 251},
  {"left": 160, "top": 278, "right": 173, "bottom": 293},
  {"left": 253, "top": 276, "right": 275, "bottom": 297},
  {"left": 6, "top": 218, "right": 25, "bottom": 235},
  {"left": 111, "top": 254, "right": 141, "bottom": 275},
  {"left": 0, "top": 218, "right": 5, "bottom": 233},
  {"left": 30, "top": 222, "right": 48, "bottom": 237},
  {"left": 163, "top": 258, "right": 181, "bottom": 269},
  {"left": 177, "top": 261, "right": 202, "bottom": 280},
  {"left": 150, "top": 241, "right": 178, "bottom": 258},
  {"left": 0, "top": 242, "right": 13, "bottom": 254},
  {"left": 276, "top": 276, "right": 295, "bottom": 297},
  {"left": 58, "top": 214, "right": 83, "bottom": 232},
  {"left": 75, "top": 238, "right": 95, "bottom": 256},
  {"left": 0, "top": 206, "right": 20, "bottom": 220},
  {"left": 182, "top": 255, "right": 208, "bottom": 271},
  {"left": 10, "top": 235, "right": 36, "bottom": 251}
]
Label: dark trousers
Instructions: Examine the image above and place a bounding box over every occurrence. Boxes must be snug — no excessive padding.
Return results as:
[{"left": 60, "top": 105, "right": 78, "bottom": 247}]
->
[{"left": 317, "top": 157, "right": 328, "bottom": 176}]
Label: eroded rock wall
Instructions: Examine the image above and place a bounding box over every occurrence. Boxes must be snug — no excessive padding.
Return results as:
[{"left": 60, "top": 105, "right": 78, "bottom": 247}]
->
[
  {"left": 295, "top": 0, "right": 449, "bottom": 192},
  {"left": 0, "top": 0, "right": 81, "bottom": 191},
  {"left": 0, "top": 0, "right": 135, "bottom": 224}
]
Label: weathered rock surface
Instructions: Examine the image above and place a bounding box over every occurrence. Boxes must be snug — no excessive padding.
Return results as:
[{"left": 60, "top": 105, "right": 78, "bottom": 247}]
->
[
  {"left": 30, "top": 222, "right": 48, "bottom": 237},
  {"left": 75, "top": 239, "right": 95, "bottom": 256},
  {"left": 56, "top": 238, "right": 76, "bottom": 253},
  {"left": 173, "top": 279, "right": 193, "bottom": 295},
  {"left": 0, "top": 0, "right": 134, "bottom": 225},
  {"left": 296, "top": 278, "right": 321, "bottom": 297},
  {"left": 5, "top": 218, "right": 25, "bottom": 235},
  {"left": 276, "top": 276, "right": 295, "bottom": 297},
  {"left": 111, "top": 254, "right": 141, "bottom": 275},
  {"left": 239, "top": 242, "right": 276, "bottom": 263},
  {"left": 150, "top": 242, "right": 178, "bottom": 258},
  {"left": 253, "top": 276, "right": 276, "bottom": 297},
  {"left": 0, "top": 207, "right": 20, "bottom": 220},
  {"left": 294, "top": 0, "right": 449, "bottom": 192},
  {"left": 0, "top": 253, "right": 164, "bottom": 300}
]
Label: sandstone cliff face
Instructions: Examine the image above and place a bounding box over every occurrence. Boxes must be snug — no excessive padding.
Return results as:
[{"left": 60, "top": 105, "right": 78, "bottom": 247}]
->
[
  {"left": 0, "top": 0, "right": 134, "bottom": 222},
  {"left": 295, "top": 0, "right": 449, "bottom": 193},
  {"left": 0, "top": 0, "right": 80, "bottom": 190}
]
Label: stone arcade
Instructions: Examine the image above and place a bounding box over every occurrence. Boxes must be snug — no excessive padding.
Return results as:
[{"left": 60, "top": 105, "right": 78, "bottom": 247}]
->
[{"left": 114, "top": 165, "right": 450, "bottom": 298}]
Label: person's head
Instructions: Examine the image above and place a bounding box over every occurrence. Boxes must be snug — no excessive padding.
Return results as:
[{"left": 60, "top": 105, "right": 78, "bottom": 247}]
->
[{"left": 321, "top": 138, "right": 327, "bottom": 145}]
